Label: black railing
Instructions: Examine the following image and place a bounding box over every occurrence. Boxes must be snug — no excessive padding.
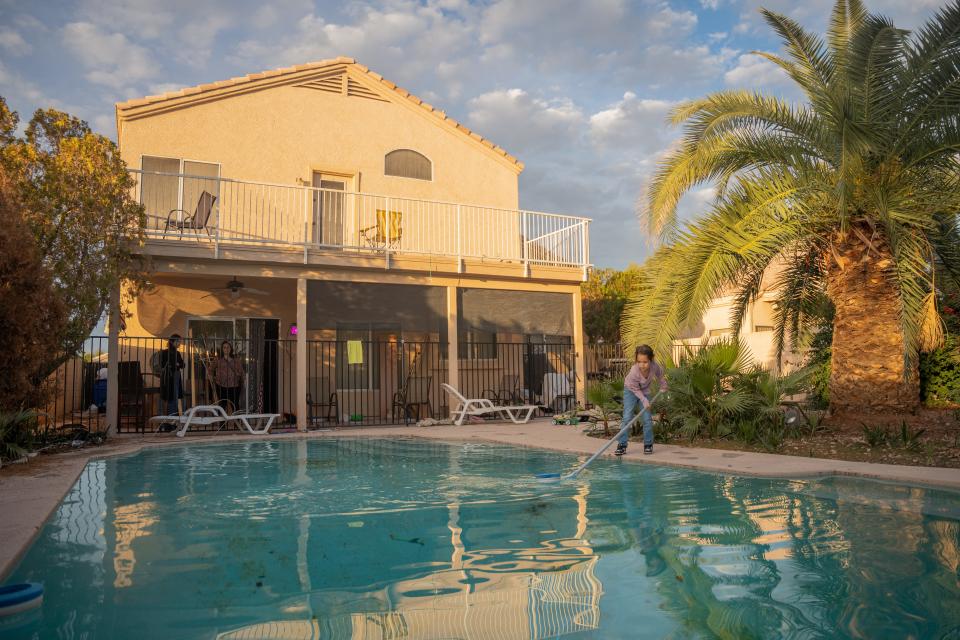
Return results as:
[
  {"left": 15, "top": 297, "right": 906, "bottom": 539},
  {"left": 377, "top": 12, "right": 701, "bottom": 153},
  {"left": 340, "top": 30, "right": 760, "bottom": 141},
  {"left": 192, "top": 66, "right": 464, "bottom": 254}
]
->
[
  {"left": 40, "top": 337, "right": 299, "bottom": 434},
  {"left": 305, "top": 340, "right": 446, "bottom": 426},
  {"left": 458, "top": 342, "right": 578, "bottom": 414},
  {"left": 41, "top": 338, "right": 588, "bottom": 432}
]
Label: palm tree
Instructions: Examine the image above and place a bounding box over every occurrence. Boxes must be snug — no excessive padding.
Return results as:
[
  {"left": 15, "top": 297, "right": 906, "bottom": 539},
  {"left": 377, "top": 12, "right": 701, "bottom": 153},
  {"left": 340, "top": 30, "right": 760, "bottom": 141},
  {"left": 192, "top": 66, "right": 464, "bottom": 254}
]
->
[{"left": 624, "top": 0, "right": 960, "bottom": 415}]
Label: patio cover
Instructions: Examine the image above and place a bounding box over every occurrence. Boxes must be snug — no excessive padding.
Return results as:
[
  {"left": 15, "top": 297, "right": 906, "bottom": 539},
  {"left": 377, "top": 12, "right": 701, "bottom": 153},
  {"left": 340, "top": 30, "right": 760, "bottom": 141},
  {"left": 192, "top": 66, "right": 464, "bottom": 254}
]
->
[
  {"left": 306, "top": 281, "right": 446, "bottom": 331},
  {"left": 459, "top": 289, "right": 572, "bottom": 336}
]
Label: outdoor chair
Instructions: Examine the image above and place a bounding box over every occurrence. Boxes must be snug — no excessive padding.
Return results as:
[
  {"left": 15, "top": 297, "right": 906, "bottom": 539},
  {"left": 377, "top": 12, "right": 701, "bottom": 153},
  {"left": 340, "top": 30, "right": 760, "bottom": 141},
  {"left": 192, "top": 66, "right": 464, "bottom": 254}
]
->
[
  {"left": 118, "top": 361, "right": 153, "bottom": 430},
  {"left": 441, "top": 383, "right": 537, "bottom": 426},
  {"left": 164, "top": 190, "right": 217, "bottom": 241},
  {"left": 392, "top": 375, "right": 433, "bottom": 423},
  {"left": 483, "top": 374, "right": 521, "bottom": 406},
  {"left": 307, "top": 376, "right": 339, "bottom": 424},
  {"left": 361, "top": 209, "right": 402, "bottom": 249},
  {"left": 543, "top": 372, "right": 576, "bottom": 413}
]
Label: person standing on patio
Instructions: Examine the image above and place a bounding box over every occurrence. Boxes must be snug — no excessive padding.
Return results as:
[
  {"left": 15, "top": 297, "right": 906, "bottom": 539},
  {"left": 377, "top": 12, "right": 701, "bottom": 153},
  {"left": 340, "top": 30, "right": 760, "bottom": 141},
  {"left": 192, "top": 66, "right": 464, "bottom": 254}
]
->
[
  {"left": 212, "top": 340, "right": 244, "bottom": 413},
  {"left": 159, "top": 334, "right": 185, "bottom": 415}
]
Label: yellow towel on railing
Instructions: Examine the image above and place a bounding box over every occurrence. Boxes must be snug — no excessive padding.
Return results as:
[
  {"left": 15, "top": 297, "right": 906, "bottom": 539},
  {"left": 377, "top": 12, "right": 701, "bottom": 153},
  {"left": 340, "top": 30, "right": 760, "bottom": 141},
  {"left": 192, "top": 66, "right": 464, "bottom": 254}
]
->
[{"left": 347, "top": 340, "right": 364, "bottom": 365}]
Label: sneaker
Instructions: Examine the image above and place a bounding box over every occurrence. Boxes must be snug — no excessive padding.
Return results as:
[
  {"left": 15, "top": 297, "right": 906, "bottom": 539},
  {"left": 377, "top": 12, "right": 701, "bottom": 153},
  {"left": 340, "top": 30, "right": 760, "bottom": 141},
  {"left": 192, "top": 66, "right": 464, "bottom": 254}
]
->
[
  {"left": 644, "top": 444, "right": 653, "bottom": 455},
  {"left": 615, "top": 442, "right": 627, "bottom": 456}
]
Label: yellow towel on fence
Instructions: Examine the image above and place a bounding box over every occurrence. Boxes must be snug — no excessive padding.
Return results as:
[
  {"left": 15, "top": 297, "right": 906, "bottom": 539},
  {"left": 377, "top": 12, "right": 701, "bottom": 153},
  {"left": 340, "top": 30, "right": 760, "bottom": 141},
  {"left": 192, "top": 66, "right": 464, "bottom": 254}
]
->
[{"left": 347, "top": 340, "right": 364, "bottom": 365}]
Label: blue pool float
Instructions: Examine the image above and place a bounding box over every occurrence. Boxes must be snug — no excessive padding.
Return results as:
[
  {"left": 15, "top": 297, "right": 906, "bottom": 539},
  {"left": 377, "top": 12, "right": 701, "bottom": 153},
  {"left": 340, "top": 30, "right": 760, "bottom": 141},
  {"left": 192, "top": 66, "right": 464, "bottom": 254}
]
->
[{"left": 0, "top": 583, "right": 43, "bottom": 616}]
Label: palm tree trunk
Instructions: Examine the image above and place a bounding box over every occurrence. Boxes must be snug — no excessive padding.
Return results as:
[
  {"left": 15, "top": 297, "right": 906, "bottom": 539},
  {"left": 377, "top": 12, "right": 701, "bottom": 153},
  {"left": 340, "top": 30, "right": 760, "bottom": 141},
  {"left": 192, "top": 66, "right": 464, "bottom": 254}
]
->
[{"left": 825, "top": 229, "right": 919, "bottom": 415}]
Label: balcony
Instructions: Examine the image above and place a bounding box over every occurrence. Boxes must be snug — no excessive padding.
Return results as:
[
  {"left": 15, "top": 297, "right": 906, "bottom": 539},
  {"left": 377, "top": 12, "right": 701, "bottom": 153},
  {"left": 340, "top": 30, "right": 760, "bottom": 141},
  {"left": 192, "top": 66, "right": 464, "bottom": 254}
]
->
[{"left": 129, "top": 170, "right": 591, "bottom": 276}]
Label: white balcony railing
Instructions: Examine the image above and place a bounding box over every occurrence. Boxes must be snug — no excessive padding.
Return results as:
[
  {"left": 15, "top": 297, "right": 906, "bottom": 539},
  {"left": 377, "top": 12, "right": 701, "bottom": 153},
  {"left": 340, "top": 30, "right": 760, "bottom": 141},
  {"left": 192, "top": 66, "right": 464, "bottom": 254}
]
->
[{"left": 129, "top": 170, "right": 591, "bottom": 272}]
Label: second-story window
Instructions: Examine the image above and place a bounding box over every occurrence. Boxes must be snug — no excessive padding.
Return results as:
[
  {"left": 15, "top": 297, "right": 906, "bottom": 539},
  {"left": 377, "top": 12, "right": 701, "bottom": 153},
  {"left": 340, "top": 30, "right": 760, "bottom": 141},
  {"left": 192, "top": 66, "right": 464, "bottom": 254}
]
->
[
  {"left": 140, "top": 156, "right": 220, "bottom": 229},
  {"left": 384, "top": 149, "right": 431, "bottom": 181}
]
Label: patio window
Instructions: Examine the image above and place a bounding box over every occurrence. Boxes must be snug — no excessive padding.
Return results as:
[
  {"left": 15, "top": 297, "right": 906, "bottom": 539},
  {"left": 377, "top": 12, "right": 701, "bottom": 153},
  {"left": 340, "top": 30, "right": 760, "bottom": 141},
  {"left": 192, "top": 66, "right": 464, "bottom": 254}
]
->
[
  {"left": 460, "top": 331, "right": 497, "bottom": 360},
  {"left": 384, "top": 149, "right": 431, "bottom": 181},
  {"left": 140, "top": 156, "right": 220, "bottom": 229},
  {"left": 335, "top": 323, "right": 400, "bottom": 391}
]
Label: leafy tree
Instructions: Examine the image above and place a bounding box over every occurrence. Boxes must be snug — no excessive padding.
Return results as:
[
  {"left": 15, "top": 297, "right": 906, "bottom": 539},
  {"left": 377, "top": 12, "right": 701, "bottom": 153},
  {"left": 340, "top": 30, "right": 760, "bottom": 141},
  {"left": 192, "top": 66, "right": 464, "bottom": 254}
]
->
[
  {"left": 581, "top": 264, "right": 644, "bottom": 343},
  {"left": 0, "top": 97, "right": 146, "bottom": 379},
  {"left": 0, "top": 168, "right": 66, "bottom": 409},
  {"left": 625, "top": 0, "right": 960, "bottom": 415}
]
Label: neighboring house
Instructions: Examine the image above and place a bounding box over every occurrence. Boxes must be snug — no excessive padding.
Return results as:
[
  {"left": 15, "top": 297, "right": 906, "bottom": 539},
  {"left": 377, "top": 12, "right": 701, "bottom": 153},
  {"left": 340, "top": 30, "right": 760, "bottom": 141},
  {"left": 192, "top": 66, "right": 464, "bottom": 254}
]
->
[
  {"left": 672, "top": 265, "right": 802, "bottom": 372},
  {"left": 110, "top": 57, "right": 590, "bottom": 429}
]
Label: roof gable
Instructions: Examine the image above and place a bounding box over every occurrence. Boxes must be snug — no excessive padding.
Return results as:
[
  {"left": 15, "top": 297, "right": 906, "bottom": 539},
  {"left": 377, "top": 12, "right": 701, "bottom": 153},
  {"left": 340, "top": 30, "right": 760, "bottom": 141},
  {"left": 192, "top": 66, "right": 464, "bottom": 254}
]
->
[{"left": 115, "top": 57, "right": 522, "bottom": 172}]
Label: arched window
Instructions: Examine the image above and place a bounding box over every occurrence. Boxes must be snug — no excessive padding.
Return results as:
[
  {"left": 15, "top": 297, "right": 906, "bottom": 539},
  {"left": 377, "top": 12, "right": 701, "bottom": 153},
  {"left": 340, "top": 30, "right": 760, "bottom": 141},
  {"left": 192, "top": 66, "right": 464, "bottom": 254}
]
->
[{"left": 385, "top": 149, "right": 432, "bottom": 181}]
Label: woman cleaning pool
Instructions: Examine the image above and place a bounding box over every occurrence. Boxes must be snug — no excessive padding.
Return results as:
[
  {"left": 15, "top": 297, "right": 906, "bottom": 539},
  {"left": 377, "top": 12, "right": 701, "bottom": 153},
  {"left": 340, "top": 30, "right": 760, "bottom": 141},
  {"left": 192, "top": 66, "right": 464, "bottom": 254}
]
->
[{"left": 617, "top": 344, "right": 666, "bottom": 456}]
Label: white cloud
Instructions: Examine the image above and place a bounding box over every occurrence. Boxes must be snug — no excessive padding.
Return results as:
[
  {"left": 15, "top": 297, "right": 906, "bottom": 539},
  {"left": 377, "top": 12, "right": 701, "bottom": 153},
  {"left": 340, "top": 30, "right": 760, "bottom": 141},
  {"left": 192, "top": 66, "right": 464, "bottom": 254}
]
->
[
  {"left": 62, "top": 22, "right": 154, "bottom": 90},
  {"left": 92, "top": 113, "right": 115, "bottom": 136},
  {"left": 0, "top": 60, "right": 46, "bottom": 106},
  {"left": 147, "top": 82, "right": 186, "bottom": 96},
  {"left": 0, "top": 28, "right": 31, "bottom": 56},
  {"left": 589, "top": 92, "right": 675, "bottom": 151},
  {"left": 724, "top": 53, "right": 790, "bottom": 88},
  {"left": 467, "top": 88, "right": 584, "bottom": 153}
]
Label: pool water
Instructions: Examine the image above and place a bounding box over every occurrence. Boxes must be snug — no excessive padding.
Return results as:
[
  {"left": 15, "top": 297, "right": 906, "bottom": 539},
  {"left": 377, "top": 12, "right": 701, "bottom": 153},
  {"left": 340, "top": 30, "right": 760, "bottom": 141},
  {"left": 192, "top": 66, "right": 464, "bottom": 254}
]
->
[{"left": 5, "top": 438, "right": 960, "bottom": 639}]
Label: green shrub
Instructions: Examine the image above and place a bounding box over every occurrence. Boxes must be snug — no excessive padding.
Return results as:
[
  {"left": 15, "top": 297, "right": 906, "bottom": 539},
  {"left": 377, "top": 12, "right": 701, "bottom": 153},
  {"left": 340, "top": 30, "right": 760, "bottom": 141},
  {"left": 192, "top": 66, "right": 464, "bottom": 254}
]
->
[
  {"left": 861, "top": 423, "right": 890, "bottom": 448},
  {"left": 656, "top": 338, "right": 811, "bottom": 447},
  {"left": 0, "top": 410, "right": 38, "bottom": 463},
  {"left": 920, "top": 336, "right": 960, "bottom": 406},
  {"left": 585, "top": 378, "right": 623, "bottom": 436}
]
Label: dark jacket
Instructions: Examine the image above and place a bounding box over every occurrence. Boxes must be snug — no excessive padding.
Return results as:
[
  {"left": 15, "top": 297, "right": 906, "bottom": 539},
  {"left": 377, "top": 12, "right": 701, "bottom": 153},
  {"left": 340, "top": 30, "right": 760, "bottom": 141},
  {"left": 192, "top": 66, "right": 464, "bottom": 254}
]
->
[{"left": 159, "top": 347, "right": 185, "bottom": 400}]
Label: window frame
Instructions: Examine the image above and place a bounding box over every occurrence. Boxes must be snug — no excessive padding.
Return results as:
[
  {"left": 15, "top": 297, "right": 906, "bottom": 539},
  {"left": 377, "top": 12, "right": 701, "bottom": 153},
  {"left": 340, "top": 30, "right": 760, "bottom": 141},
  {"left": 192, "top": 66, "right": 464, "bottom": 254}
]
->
[
  {"left": 383, "top": 149, "right": 433, "bottom": 182},
  {"left": 139, "top": 155, "right": 221, "bottom": 226}
]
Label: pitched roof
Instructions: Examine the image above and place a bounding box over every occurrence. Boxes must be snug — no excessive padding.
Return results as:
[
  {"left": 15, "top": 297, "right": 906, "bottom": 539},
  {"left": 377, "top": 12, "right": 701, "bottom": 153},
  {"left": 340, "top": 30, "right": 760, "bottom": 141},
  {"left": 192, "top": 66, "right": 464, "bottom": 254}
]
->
[{"left": 115, "top": 57, "right": 523, "bottom": 172}]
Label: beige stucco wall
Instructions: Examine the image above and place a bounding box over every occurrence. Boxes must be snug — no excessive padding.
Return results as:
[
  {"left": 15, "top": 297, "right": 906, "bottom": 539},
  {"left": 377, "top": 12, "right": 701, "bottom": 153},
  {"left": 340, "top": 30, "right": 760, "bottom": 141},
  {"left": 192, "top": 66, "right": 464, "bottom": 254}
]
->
[
  {"left": 118, "top": 69, "right": 521, "bottom": 257},
  {"left": 118, "top": 80, "right": 519, "bottom": 207}
]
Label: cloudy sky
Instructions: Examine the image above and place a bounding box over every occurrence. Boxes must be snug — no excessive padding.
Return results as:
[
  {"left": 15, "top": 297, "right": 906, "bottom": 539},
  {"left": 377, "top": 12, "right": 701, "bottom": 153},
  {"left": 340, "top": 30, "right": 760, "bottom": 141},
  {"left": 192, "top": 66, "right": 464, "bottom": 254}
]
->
[{"left": 0, "top": 0, "right": 945, "bottom": 268}]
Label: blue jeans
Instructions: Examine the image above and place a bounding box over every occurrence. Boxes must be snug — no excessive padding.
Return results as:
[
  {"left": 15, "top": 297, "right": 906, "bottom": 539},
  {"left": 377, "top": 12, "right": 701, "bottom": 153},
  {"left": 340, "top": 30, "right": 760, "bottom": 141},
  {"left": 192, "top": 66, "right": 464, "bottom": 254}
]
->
[
  {"left": 619, "top": 389, "right": 653, "bottom": 447},
  {"left": 166, "top": 374, "right": 181, "bottom": 415}
]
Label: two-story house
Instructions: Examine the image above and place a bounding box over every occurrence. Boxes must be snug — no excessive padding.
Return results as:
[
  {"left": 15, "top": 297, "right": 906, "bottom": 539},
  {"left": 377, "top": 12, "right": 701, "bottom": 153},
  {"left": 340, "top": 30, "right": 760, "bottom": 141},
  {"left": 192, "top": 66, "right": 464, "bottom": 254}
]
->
[{"left": 107, "top": 57, "right": 591, "bottom": 431}]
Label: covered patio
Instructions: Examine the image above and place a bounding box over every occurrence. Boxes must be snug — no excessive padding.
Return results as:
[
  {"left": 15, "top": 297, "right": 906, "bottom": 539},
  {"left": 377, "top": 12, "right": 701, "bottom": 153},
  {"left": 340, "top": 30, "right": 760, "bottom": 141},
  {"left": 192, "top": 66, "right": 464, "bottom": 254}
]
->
[{"left": 88, "top": 267, "right": 585, "bottom": 433}]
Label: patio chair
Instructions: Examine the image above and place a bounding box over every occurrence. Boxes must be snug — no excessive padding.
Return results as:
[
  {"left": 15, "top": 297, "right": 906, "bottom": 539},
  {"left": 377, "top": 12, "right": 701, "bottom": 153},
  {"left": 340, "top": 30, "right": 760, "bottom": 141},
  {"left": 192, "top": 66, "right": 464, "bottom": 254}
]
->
[
  {"left": 118, "top": 361, "right": 153, "bottom": 430},
  {"left": 361, "top": 209, "right": 402, "bottom": 248},
  {"left": 483, "top": 374, "right": 521, "bottom": 406},
  {"left": 307, "top": 376, "right": 339, "bottom": 424},
  {"left": 543, "top": 372, "right": 576, "bottom": 413},
  {"left": 392, "top": 375, "right": 432, "bottom": 423},
  {"left": 441, "top": 383, "right": 537, "bottom": 426},
  {"left": 164, "top": 190, "right": 217, "bottom": 241}
]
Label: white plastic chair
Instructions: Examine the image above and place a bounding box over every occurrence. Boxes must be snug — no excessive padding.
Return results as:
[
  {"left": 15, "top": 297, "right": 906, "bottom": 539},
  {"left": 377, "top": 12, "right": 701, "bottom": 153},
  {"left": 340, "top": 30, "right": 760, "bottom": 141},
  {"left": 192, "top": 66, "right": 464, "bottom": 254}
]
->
[{"left": 441, "top": 383, "right": 537, "bottom": 426}]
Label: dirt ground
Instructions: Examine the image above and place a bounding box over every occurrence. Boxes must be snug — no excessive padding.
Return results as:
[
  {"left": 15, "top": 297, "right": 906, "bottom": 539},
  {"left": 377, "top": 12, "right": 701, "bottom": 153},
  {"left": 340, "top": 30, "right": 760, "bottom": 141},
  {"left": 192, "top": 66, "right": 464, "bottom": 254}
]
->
[{"left": 604, "top": 408, "right": 960, "bottom": 469}]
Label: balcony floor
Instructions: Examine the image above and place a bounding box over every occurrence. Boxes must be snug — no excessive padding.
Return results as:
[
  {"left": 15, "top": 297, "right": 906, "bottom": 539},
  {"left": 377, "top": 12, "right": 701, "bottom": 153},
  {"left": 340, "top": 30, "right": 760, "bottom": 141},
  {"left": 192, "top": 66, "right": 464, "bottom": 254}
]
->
[{"left": 139, "top": 238, "right": 587, "bottom": 282}]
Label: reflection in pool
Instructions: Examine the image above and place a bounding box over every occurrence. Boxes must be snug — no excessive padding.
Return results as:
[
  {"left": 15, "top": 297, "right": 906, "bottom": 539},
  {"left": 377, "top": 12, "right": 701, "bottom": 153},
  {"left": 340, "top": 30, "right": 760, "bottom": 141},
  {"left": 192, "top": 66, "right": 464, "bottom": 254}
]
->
[{"left": 5, "top": 438, "right": 960, "bottom": 639}]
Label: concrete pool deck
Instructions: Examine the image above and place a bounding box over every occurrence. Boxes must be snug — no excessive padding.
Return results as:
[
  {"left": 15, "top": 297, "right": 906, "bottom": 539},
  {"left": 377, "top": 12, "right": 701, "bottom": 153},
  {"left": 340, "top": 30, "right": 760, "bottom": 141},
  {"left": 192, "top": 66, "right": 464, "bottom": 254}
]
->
[{"left": 2, "top": 417, "right": 959, "bottom": 579}]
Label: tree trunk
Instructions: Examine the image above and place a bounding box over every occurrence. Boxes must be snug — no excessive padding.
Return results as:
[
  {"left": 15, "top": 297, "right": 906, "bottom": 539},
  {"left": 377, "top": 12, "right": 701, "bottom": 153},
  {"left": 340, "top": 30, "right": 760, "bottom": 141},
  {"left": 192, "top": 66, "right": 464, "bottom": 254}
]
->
[{"left": 824, "top": 228, "right": 919, "bottom": 415}]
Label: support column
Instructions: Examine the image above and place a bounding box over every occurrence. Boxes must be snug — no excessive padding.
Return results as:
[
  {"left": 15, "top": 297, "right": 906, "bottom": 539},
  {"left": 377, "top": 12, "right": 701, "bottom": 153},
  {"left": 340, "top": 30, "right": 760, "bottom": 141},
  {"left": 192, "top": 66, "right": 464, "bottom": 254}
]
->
[
  {"left": 296, "top": 278, "right": 308, "bottom": 432},
  {"left": 105, "top": 282, "right": 121, "bottom": 437},
  {"left": 572, "top": 288, "right": 586, "bottom": 406},
  {"left": 446, "top": 286, "right": 459, "bottom": 393}
]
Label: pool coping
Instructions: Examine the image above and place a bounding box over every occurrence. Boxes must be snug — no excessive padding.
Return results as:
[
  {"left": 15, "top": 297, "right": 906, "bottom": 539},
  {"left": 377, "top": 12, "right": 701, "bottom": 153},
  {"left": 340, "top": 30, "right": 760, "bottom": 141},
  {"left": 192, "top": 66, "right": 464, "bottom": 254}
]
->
[{"left": 2, "top": 418, "right": 959, "bottom": 580}]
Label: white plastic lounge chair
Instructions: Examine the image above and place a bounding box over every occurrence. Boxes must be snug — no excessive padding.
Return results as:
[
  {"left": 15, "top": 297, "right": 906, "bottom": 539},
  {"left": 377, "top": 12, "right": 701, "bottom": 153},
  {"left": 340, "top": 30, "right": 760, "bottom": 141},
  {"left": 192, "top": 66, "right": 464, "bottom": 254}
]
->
[
  {"left": 149, "top": 405, "right": 229, "bottom": 437},
  {"left": 225, "top": 412, "right": 280, "bottom": 434},
  {"left": 441, "top": 383, "right": 537, "bottom": 426},
  {"left": 149, "top": 405, "right": 279, "bottom": 437}
]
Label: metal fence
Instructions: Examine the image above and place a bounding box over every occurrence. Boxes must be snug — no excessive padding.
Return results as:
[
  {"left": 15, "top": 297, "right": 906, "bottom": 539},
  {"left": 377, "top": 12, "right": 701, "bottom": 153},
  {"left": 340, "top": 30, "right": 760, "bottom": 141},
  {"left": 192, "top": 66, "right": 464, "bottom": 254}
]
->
[
  {"left": 42, "top": 336, "right": 298, "bottom": 434},
  {"left": 42, "top": 338, "right": 583, "bottom": 432}
]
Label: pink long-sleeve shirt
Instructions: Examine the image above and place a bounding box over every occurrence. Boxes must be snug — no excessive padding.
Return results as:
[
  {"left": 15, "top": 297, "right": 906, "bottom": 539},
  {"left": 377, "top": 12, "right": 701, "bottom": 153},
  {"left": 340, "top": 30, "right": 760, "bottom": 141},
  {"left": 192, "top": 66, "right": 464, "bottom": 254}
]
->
[{"left": 624, "top": 361, "right": 666, "bottom": 407}]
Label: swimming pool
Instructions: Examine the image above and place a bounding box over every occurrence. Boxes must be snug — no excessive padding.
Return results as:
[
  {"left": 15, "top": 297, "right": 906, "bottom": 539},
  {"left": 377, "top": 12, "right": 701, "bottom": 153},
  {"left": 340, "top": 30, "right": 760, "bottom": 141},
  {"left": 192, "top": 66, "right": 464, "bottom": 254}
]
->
[{"left": 4, "top": 438, "right": 960, "bottom": 639}]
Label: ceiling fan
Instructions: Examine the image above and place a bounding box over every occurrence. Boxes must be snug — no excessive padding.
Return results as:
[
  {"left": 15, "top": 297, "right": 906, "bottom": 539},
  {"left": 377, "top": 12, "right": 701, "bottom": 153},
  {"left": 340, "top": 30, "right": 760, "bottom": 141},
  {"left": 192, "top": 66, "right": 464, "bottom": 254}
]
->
[{"left": 202, "top": 276, "right": 269, "bottom": 299}]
